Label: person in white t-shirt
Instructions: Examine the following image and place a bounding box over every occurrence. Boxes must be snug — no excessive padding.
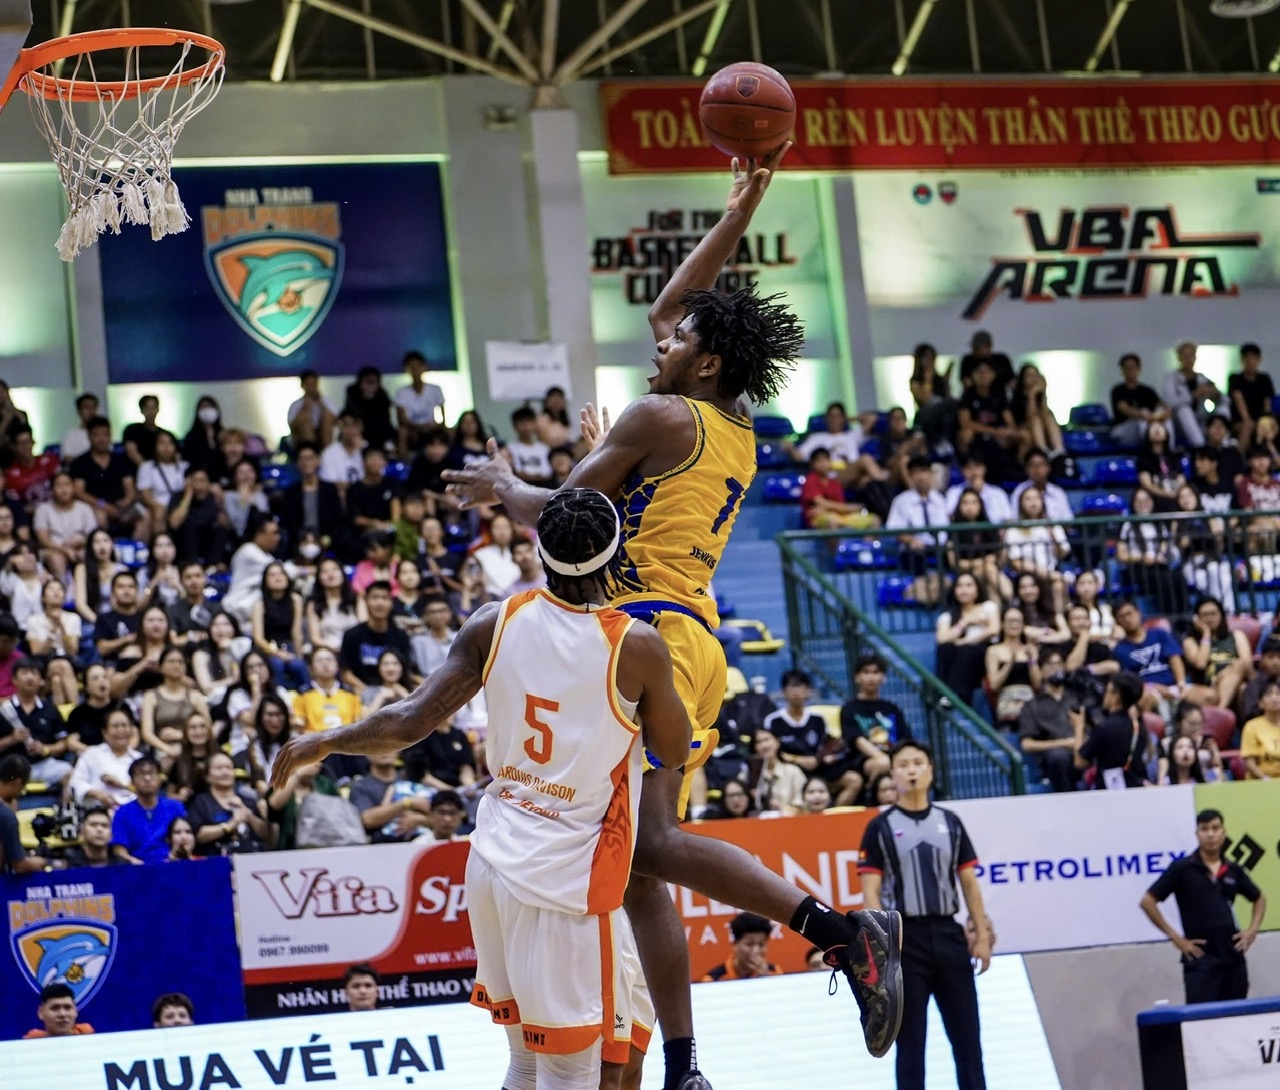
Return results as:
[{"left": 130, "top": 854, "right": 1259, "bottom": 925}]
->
[
  {"left": 32, "top": 471, "right": 97, "bottom": 582},
  {"left": 60, "top": 392, "right": 100, "bottom": 462},
  {"left": 135, "top": 430, "right": 189, "bottom": 534},
  {"left": 504, "top": 406, "right": 552, "bottom": 486},
  {"left": 395, "top": 351, "right": 446, "bottom": 457},
  {"left": 287, "top": 370, "right": 338, "bottom": 449},
  {"left": 319, "top": 412, "right": 366, "bottom": 492}
]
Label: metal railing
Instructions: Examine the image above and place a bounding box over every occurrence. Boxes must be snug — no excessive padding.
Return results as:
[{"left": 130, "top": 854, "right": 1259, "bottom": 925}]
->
[
  {"left": 780, "top": 509, "right": 1279, "bottom": 636},
  {"left": 777, "top": 535, "right": 1027, "bottom": 799}
]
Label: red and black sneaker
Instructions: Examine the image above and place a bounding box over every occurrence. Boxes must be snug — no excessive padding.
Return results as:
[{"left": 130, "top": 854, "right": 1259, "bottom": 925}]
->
[{"left": 824, "top": 909, "right": 904, "bottom": 1058}]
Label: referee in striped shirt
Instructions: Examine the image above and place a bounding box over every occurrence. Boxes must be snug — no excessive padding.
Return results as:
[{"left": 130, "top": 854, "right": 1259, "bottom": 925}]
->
[{"left": 858, "top": 740, "right": 991, "bottom": 1090}]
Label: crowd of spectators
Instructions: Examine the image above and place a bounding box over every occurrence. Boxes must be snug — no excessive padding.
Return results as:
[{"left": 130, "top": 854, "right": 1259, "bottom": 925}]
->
[
  {"left": 0, "top": 355, "right": 593, "bottom": 871},
  {"left": 782, "top": 333, "right": 1280, "bottom": 794}
]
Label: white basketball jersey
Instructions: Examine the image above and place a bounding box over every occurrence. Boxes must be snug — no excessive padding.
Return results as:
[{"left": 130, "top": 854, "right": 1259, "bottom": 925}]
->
[{"left": 471, "top": 589, "right": 642, "bottom": 915}]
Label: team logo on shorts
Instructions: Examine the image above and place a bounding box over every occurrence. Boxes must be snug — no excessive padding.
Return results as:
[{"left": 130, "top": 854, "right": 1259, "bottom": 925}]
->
[
  {"left": 10, "top": 923, "right": 118, "bottom": 1006},
  {"left": 201, "top": 187, "right": 345, "bottom": 357}
]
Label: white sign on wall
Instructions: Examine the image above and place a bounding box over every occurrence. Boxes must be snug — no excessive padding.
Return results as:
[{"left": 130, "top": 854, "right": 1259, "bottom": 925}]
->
[
  {"left": 948, "top": 786, "right": 1196, "bottom": 953},
  {"left": 0, "top": 961, "right": 1060, "bottom": 1090},
  {"left": 484, "top": 341, "right": 571, "bottom": 401},
  {"left": 1184, "top": 1007, "right": 1280, "bottom": 1088}
]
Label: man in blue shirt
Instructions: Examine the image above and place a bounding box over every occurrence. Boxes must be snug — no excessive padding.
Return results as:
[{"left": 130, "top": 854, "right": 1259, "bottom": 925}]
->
[
  {"left": 112, "top": 756, "right": 185, "bottom": 864},
  {"left": 1113, "top": 600, "right": 1186, "bottom": 708}
]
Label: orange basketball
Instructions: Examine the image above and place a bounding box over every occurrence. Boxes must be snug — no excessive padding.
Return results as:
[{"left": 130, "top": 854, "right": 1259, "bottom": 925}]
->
[{"left": 698, "top": 61, "right": 796, "bottom": 160}]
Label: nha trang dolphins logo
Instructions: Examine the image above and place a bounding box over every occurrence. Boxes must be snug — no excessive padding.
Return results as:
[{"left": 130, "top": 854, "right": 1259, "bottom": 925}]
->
[
  {"left": 205, "top": 235, "right": 345, "bottom": 357},
  {"left": 10, "top": 923, "right": 119, "bottom": 1007}
]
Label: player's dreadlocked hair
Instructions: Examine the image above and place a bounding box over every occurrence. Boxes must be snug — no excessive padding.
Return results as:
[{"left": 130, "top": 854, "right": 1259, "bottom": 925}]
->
[
  {"left": 536, "top": 488, "right": 624, "bottom": 602},
  {"left": 680, "top": 286, "right": 805, "bottom": 406}
]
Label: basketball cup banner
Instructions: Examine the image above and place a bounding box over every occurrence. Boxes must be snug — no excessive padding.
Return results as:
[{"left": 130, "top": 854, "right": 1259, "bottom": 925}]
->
[
  {"left": 601, "top": 78, "right": 1280, "bottom": 174},
  {"left": 0, "top": 858, "right": 244, "bottom": 1041},
  {"left": 233, "top": 840, "right": 477, "bottom": 1019},
  {"left": 99, "top": 162, "right": 457, "bottom": 384}
]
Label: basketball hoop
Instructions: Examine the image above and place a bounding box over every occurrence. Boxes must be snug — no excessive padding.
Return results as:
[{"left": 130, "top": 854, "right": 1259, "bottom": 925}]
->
[{"left": 0, "top": 28, "right": 225, "bottom": 261}]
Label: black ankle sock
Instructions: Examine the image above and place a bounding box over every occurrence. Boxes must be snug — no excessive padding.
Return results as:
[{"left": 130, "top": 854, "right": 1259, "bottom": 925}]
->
[
  {"left": 790, "top": 895, "right": 857, "bottom": 951},
  {"left": 663, "top": 1037, "right": 696, "bottom": 1090}
]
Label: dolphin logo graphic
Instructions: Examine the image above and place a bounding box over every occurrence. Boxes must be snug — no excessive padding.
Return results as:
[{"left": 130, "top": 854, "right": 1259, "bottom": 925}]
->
[
  {"left": 205, "top": 234, "right": 344, "bottom": 357},
  {"left": 11, "top": 923, "right": 118, "bottom": 1007}
]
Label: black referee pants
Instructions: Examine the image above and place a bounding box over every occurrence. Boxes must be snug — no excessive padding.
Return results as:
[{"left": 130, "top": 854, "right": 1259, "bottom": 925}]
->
[
  {"left": 1183, "top": 955, "right": 1249, "bottom": 1005},
  {"left": 896, "top": 916, "right": 986, "bottom": 1090}
]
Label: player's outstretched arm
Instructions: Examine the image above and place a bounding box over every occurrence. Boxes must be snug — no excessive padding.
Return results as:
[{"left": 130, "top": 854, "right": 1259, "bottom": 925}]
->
[
  {"left": 270, "top": 604, "right": 500, "bottom": 788},
  {"left": 647, "top": 140, "right": 791, "bottom": 342},
  {"left": 621, "top": 622, "right": 693, "bottom": 770},
  {"left": 446, "top": 396, "right": 686, "bottom": 515}
]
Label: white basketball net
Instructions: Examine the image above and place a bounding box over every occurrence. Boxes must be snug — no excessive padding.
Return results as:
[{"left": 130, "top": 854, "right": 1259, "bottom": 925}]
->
[{"left": 22, "top": 39, "right": 224, "bottom": 261}]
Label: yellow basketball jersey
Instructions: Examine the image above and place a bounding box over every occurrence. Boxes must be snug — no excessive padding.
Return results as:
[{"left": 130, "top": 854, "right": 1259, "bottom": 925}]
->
[{"left": 611, "top": 397, "right": 757, "bottom": 627}]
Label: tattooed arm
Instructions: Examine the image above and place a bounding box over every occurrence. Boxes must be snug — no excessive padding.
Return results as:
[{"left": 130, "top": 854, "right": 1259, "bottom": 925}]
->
[{"left": 269, "top": 602, "right": 499, "bottom": 787}]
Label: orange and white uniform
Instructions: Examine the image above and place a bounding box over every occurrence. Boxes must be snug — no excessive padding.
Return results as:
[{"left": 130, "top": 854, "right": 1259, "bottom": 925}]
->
[{"left": 467, "top": 588, "right": 645, "bottom": 1062}]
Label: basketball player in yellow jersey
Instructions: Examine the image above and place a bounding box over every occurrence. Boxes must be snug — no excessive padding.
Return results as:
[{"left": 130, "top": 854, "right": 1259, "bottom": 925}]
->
[
  {"left": 271, "top": 489, "right": 692, "bottom": 1090},
  {"left": 446, "top": 144, "right": 904, "bottom": 1090}
]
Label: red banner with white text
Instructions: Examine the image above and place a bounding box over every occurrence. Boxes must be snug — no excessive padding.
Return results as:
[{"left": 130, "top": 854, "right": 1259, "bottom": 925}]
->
[{"left": 601, "top": 79, "right": 1280, "bottom": 173}]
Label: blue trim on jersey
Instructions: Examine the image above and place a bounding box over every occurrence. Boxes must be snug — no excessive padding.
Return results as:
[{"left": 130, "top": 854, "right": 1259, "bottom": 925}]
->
[
  {"left": 644, "top": 735, "right": 704, "bottom": 770},
  {"left": 615, "top": 599, "right": 713, "bottom": 634}
]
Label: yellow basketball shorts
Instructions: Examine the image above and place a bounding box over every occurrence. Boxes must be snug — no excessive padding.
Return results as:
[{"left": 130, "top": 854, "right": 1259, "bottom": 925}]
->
[{"left": 640, "top": 610, "right": 726, "bottom": 818}]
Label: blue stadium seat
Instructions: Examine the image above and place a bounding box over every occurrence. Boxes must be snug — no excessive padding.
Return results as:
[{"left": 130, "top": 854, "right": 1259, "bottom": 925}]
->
[
  {"left": 1081, "top": 492, "right": 1129, "bottom": 516},
  {"left": 755, "top": 442, "right": 791, "bottom": 469},
  {"left": 751, "top": 415, "right": 794, "bottom": 438},
  {"left": 1063, "top": 429, "right": 1116, "bottom": 455},
  {"left": 834, "top": 538, "right": 896, "bottom": 571},
  {"left": 859, "top": 436, "right": 882, "bottom": 460},
  {"left": 876, "top": 576, "right": 916, "bottom": 607},
  {"left": 385, "top": 459, "right": 410, "bottom": 482},
  {"left": 114, "top": 539, "right": 149, "bottom": 568},
  {"left": 42, "top": 443, "right": 60, "bottom": 458},
  {"left": 205, "top": 571, "right": 231, "bottom": 600},
  {"left": 806, "top": 413, "right": 828, "bottom": 434},
  {"left": 1068, "top": 404, "right": 1112, "bottom": 427},
  {"left": 1072, "top": 456, "right": 1106, "bottom": 487},
  {"left": 260, "top": 463, "right": 300, "bottom": 491},
  {"left": 1094, "top": 456, "right": 1138, "bottom": 486},
  {"left": 762, "top": 473, "right": 805, "bottom": 503}
]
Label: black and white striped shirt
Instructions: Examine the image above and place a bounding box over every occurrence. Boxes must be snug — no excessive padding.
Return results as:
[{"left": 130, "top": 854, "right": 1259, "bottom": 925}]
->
[{"left": 858, "top": 805, "right": 979, "bottom": 918}]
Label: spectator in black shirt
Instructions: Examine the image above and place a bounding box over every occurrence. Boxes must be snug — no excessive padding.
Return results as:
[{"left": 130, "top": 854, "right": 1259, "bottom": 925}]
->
[
  {"left": 1072, "top": 671, "right": 1150, "bottom": 789},
  {"left": 280, "top": 444, "right": 346, "bottom": 557},
  {"left": 1227, "top": 342, "right": 1274, "bottom": 450},
  {"left": 122, "top": 395, "right": 162, "bottom": 467},
  {"left": 1017, "top": 647, "right": 1078, "bottom": 793},
  {"left": 762, "top": 669, "right": 829, "bottom": 776},
  {"left": 70, "top": 416, "right": 146, "bottom": 538},
  {"left": 167, "top": 469, "right": 230, "bottom": 568},
  {"left": 94, "top": 571, "right": 143, "bottom": 665},
  {"left": 1240, "top": 635, "right": 1280, "bottom": 722},
  {"left": 181, "top": 397, "right": 223, "bottom": 474},
  {"left": 1203, "top": 413, "right": 1245, "bottom": 484},
  {"left": 342, "top": 366, "right": 396, "bottom": 454},
  {"left": 2, "top": 659, "right": 73, "bottom": 789},
  {"left": 1, "top": 754, "right": 46, "bottom": 874},
  {"left": 347, "top": 448, "right": 400, "bottom": 537},
  {"left": 168, "top": 562, "right": 214, "bottom": 645},
  {"left": 1110, "top": 353, "right": 1169, "bottom": 447},
  {"left": 63, "top": 807, "right": 129, "bottom": 869},
  {"left": 1190, "top": 447, "right": 1235, "bottom": 515},
  {"left": 407, "top": 428, "right": 462, "bottom": 517},
  {"left": 957, "top": 360, "right": 1019, "bottom": 481},
  {"left": 339, "top": 581, "right": 412, "bottom": 695},
  {"left": 838, "top": 652, "right": 910, "bottom": 801},
  {"left": 66, "top": 664, "right": 114, "bottom": 754},
  {"left": 958, "top": 329, "right": 1014, "bottom": 391},
  {"left": 1140, "top": 808, "right": 1266, "bottom": 1004},
  {"left": 403, "top": 716, "right": 477, "bottom": 791}
]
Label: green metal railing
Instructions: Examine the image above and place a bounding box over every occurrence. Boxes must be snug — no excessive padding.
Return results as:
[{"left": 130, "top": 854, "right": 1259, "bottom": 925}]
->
[
  {"left": 777, "top": 535, "right": 1027, "bottom": 799},
  {"left": 783, "top": 509, "right": 1279, "bottom": 637}
]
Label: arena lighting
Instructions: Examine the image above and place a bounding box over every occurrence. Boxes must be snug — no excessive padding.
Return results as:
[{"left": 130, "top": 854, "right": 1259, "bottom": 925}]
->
[
  {"left": 892, "top": 0, "right": 939, "bottom": 76},
  {"left": 1084, "top": 0, "right": 1134, "bottom": 73},
  {"left": 1210, "top": 0, "right": 1280, "bottom": 16}
]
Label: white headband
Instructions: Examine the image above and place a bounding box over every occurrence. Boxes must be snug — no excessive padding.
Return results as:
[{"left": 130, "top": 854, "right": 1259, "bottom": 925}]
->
[{"left": 538, "top": 502, "right": 621, "bottom": 577}]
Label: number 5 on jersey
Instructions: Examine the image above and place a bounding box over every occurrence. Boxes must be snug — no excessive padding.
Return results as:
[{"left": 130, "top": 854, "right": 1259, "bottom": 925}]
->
[{"left": 524, "top": 695, "right": 559, "bottom": 765}]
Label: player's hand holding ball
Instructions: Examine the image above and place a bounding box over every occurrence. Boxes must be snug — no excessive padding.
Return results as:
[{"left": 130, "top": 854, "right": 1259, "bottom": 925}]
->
[{"left": 699, "top": 62, "right": 795, "bottom": 214}]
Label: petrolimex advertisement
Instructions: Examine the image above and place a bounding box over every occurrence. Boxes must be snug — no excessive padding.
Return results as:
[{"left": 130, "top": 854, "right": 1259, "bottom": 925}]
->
[{"left": 232, "top": 840, "right": 476, "bottom": 1018}]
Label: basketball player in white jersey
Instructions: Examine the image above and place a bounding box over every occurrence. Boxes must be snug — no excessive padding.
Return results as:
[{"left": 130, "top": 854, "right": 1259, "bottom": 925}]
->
[{"left": 272, "top": 488, "right": 690, "bottom": 1090}]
